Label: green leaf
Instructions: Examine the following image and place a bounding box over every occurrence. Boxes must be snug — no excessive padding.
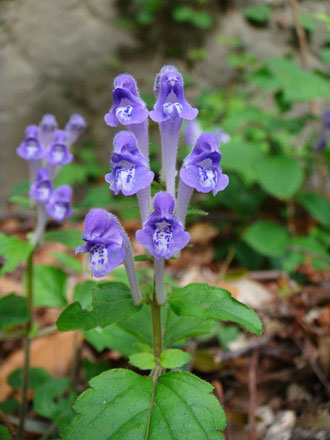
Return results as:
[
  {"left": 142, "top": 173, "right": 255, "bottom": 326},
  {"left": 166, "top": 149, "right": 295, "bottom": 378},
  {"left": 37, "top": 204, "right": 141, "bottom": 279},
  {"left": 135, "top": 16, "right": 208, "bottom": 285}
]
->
[
  {"left": 52, "top": 252, "right": 83, "bottom": 273},
  {"left": 0, "top": 398, "right": 19, "bottom": 415},
  {"left": 129, "top": 353, "right": 156, "bottom": 370},
  {"left": 217, "top": 325, "right": 240, "bottom": 350},
  {"left": 220, "top": 140, "right": 265, "bottom": 175},
  {"left": 299, "top": 193, "right": 330, "bottom": 227},
  {"left": 82, "top": 359, "right": 109, "bottom": 382},
  {"left": 243, "top": 5, "right": 271, "bottom": 23},
  {"left": 186, "top": 208, "right": 209, "bottom": 217},
  {"left": 63, "top": 369, "right": 226, "bottom": 440},
  {"left": 0, "top": 294, "right": 29, "bottom": 331},
  {"left": 300, "top": 14, "right": 316, "bottom": 32},
  {"left": 34, "top": 377, "right": 75, "bottom": 420},
  {"left": 170, "top": 284, "right": 263, "bottom": 335},
  {"left": 0, "top": 233, "right": 33, "bottom": 276},
  {"left": 32, "top": 265, "right": 67, "bottom": 308},
  {"left": 320, "top": 48, "right": 330, "bottom": 64},
  {"left": 44, "top": 229, "right": 83, "bottom": 250},
  {"left": 56, "top": 282, "right": 140, "bottom": 332},
  {"left": 244, "top": 220, "right": 289, "bottom": 257},
  {"left": 256, "top": 155, "right": 304, "bottom": 199},
  {"left": 8, "top": 195, "right": 30, "bottom": 207},
  {"left": 8, "top": 368, "right": 51, "bottom": 390},
  {"left": 160, "top": 349, "right": 191, "bottom": 369},
  {"left": 0, "top": 425, "right": 13, "bottom": 440}
]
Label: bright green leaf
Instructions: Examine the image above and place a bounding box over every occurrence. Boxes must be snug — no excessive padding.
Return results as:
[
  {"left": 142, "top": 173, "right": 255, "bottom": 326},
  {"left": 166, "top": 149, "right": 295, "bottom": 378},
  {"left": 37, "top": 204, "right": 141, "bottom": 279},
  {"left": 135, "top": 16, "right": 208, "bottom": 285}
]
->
[
  {"left": 52, "top": 252, "right": 82, "bottom": 273},
  {"left": 44, "top": 229, "right": 83, "bottom": 250},
  {"left": 8, "top": 368, "right": 51, "bottom": 390},
  {"left": 170, "top": 283, "right": 263, "bottom": 334},
  {"left": 256, "top": 155, "right": 304, "bottom": 199},
  {"left": 0, "top": 294, "right": 29, "bottom": 331},
  {"left": 220, "top": 141, "right": 264, "bottom": 174},
  {"left": 244, "top": 220, "right": 289, "bottom": 257},
  {"left": 0, "top": 233, "right": 32, "bottom": 276},
  {"left": 320, "top": 48, "right": 330, "bottom": 64},
  {"left": 129, "top": 352, "right": 156, "bottom": 370},
  {"left": 160, "top": 349, "right": 191, "bottom": 369},
  {"left": 34, "top": 377, "right": 75, "bottom": 420},
  {"left": 63, "top": 369, "right": 225, "bottom": 440},
  {"left": 56, "top": 282, "right": 140, "bottom": 332},
  {"left": 32, "top": 265, "right": 67, "bottom": 308},
  {"left": 243, "top": 5, "right": 271, "bottom": 23},
  {"left": 299, "top": 193, "right": 330, "bottom": 227}
]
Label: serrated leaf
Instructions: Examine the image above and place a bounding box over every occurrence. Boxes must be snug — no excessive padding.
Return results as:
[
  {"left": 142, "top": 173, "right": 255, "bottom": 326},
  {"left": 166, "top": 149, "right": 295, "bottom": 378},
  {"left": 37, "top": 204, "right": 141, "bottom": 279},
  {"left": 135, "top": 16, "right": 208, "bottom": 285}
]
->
[
  {"left": 44, "top": 229, "right": 83, "bottom": 250},
  {"left": 170, "top": 283, "right": 263, "bottom": 335},
  {"left": 0, "top": 294, "right": 29, "bottom": 331},
  {"left": 63, "top": 369, "right": 225, "bottom": 440},
  {"left": 299, "top": 193, "right": 330, "bottom": 227},
  {"left": 129, "top": 353, "right": 156, "bottom": 370},
  {"left": 32, "top": 265, "right": 67, "bottom": 308},
  {"left": 0, "top": 233, "right": 33, "bottom": 276},
  {"left": 256, "top": 155, "right": 304, "bottom": 199},
  {"left": 244, "top": 220, "right": 290, "bottom": 257},
  {"left": 8, "top": 368, "right": 51, "bottom": 390},
  {"left": 56, "top": 282, "right": 140, "bottom": 332},
  {"left": 160, "top": 349, "right": 191, "bottom": 369}
]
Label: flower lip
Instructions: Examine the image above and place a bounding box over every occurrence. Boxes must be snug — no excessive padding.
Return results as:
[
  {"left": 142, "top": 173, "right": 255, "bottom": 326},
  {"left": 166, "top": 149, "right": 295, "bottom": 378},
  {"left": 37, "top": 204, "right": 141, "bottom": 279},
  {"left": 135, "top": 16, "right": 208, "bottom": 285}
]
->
[
  {"left": 46, "top": 185, "right": 73, "bottom": 222},
  {"left": 44, "top": 130, "right": 73, "bottom": 166},
  {"left": 16, "top": 125, "right": 43, "bottom": 161}
]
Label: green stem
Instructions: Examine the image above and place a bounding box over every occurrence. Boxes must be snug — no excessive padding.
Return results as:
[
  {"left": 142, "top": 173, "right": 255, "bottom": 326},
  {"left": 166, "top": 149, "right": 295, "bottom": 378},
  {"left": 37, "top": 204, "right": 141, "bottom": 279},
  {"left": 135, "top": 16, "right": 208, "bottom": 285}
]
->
[
  {"left": 151, "top": 287, "right": 162, "bottom": 364},
  {"left": 18, "top": 249, "right": 34, "bottom": 440}
]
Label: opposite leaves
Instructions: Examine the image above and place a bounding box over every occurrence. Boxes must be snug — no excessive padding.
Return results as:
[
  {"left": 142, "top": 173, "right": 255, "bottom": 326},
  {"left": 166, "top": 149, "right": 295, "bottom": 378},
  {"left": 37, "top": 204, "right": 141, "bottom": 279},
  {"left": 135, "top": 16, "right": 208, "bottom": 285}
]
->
[
  {"left": 62, "top": 369, "right": 225, "bottom": 440},
  {"left": 170, "top": 283, "right": 263, "bottom": 335}
]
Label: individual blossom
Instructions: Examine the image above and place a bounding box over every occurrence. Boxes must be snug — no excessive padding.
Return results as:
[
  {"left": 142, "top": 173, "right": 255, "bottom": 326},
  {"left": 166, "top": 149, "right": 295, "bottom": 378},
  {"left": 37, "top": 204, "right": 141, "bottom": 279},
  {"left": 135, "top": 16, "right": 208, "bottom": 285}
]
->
[
  {"left": 177, "top": 132, "right": 229, "bottom": 225},
  {"left": 75, "top": 209, "right": 142, "bottom": 304},
  {"left": 16, "top": 125, "right": 43, "bottom": 161},
  {"left": 315, "top": 110, "right": 330, "bottom": 152},
  {"left": 39, "top": 114, "right": 58, "bottom": 148},
  {"left": 65, "top": 113, "right": 86, "bottom": 147},
  {"left": 136, "top": 192, "right": 190, "bottom": 260},
  {"left": 104, "top": 74, "right": 149, "bottom": 159},
  {"left": 149, "top": 66, "right": 198, "bottom": 197},
  {"left": 44, "top": 130, "right": 73, "bottom": 167},
  {"left": 29, "top": 168, "right": 53, "bottom": 204},
  {"left": 46, "top": 185, "right": 73, "bottom": 222}
]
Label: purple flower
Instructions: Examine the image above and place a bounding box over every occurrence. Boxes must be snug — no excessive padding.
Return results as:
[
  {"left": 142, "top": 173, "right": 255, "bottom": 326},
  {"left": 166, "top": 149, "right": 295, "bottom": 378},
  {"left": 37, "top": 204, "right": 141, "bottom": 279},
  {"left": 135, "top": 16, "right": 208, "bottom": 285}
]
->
[
  {"left": 184, "top": 120, "right": 202, "bottom": 146},
  {"left": 46, "top": 185, "right": 73, "bottom": 222},
  {"left": 44, "top": 130, "right": 73, "bottom": 166},
  {"left": 136, "top": 192, "right": 190, "bottom": 260},
  {"left": 322, "top": 110, "right": 330, "bottom": 130},
  {"left": 16, "top": 125, "right": 43, "bottom": 161},
  {"left": 105, "top": 131, "right": 154, "bottom": 196},
  {"left": 149, "top": 65, "right": 198, "bottom": 123},
  {"left": 214, "top": 128, "right": 231, "bottom": 145},
  {"left": 39, "top": 114, "right": 58, "bottom": 148},
  {"left": 65, "top": 114, "right": 86, "bottom": 147},
  {"left": 29, "top": 168, "right": 53, "bottom": 204},
  {"left": 104, "top": 74, "right": 149, "bottom": 128},
  {"left": 180, "top": 132, "right": 229, "bottom": 195},
  {"left": 75, "top": 208, "right": 126, "bottom": 278}
]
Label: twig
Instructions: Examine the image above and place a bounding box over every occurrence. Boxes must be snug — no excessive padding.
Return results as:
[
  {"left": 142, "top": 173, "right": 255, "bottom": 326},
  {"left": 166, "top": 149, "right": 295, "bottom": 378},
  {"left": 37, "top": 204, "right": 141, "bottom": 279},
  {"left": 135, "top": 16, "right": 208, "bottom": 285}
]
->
[
  {"left": 248, "top": 349, "right": 258, "bottom": 440},
  {"left": 0, "top": 409, "right": 18, "bottom": 440}
]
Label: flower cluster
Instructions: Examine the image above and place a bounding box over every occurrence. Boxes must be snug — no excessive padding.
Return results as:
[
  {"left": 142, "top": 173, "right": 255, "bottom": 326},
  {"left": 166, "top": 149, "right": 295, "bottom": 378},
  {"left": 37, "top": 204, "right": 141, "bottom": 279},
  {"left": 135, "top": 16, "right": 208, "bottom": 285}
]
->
[
  {"left": 17, "top": 113, "right": 85, "bottom": 244},
  {"left": 78, "top": 66, "right": 229, "bottom": 305}
]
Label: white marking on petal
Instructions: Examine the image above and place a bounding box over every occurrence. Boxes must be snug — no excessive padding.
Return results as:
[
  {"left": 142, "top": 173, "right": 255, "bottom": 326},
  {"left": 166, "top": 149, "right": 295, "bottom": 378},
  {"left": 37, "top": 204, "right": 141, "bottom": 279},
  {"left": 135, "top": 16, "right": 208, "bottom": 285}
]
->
[
  {"left": 37, "top": 183, "right": 51, "bottom": 202},
  {"left": 198, "top": 166, "right": 217, "bottom": 189},
  {"left": 163, "top": 102, "right": 183, "bottom": 116},
  {"left": 54, "top": 202, "right": 67, "bottom": 220},
  {"left": 116, "top": 105, "right": 133, "bottom": 121},
  {"left": 90, "top": 244, "right": 108, "bottom": 275},
  {"left": 26, "top": 142, "right": 39, "bottom": 159},
  {"left": 52, "top": 145, "right": 65, "bottom": 163},
  {"left": 153, "top": 221, "right": 172, "bottom": 254},
  {"left": 115, "top": 166, "right": 136, "bottom": 192}
]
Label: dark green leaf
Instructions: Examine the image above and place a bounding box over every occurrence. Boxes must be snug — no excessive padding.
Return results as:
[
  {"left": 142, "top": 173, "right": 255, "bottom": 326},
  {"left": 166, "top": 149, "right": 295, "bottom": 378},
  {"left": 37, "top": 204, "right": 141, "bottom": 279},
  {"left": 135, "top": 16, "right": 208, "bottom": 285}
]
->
[
  {"left": 0, "top": 233, "right": 33, "bottom": 276},
  {"left": 0, "top": 425, "right": 13, "bottom": 440},
  {"left": 0, "top": 398, "right": 19, "bottom": 414},
  {"left": 56, "top": 282, "right": 140, "bottom": 331},
  {"left": 244, "top": 220, "right": 289, "bottom": 257},
  {"left": 63, "top": 369, "right": 225, "bottom": 439},
  {"left": 160, "top": 349, "right": 191, "bottom": 369},
  {"left": 34, "top": 378, "right": 75, "bottom": 420},
  {"left": 44, "top": 230, "right": 83, "bottom": 250},
  {"left": 82, "top": 359, "right": 109, "bottom": 382},
  {"left": 8, "top": 368, "right": 51, "bottom": 390},
  {"left": 243, "top": 5, "right": 271, "bottom": 23},
  {"left": 32, "top": 265, "right": 67, "bottom": 308},
  {"left": 0, "top": 294, "right": 29, "bottom": 331},
  {"left": 170, "top": 283, "right": 263, "bottom": 335},
  {"left": 129, "top": 352, "right": 156, "bottom": 370},
  {"left": 299, "top": 193, "right": 330, "bottom": 227},
  {"left": 256, "top": 155, "right": 304, "bottom": 199}
]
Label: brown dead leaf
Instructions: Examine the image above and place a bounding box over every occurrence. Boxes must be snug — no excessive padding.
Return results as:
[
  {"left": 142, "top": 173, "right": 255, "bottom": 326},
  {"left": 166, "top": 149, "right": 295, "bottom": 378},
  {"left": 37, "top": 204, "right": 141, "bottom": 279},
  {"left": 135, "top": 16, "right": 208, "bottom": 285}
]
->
[
  {"left": 0, "top": 331, "right": 82, "bottom": 400},
  {"left": 188, "top": 222, "right": 218, "bottom": 244}
]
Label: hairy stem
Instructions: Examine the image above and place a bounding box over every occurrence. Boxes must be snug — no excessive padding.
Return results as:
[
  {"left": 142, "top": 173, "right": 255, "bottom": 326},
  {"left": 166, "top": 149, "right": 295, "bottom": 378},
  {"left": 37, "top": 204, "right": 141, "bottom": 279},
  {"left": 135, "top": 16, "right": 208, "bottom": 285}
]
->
[
  {"left": 18, "top": 249, "right": 34, "bottom": 440},
  {"left": 151, "top": 285, "right": 163, "bottom": 363},
  {"left": 154, "top": 258, "right": 165, "bottom": 305},
  {"left": 137, "top": 186, "right": 151, "bottom": 225}
]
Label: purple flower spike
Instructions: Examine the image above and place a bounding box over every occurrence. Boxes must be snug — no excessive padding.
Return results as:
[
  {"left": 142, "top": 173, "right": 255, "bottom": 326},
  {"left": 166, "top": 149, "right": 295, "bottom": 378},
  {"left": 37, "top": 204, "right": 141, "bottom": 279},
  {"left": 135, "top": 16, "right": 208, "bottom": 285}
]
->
[
  {"left": 46, "top": 185, "right": 73, "bottom": 222},
  {"left": 180, "top": 132, "right": 229, "bottom": 195},
  {"left": 149, "top": 66, "right": 198, "bottom": 123},
  {"left": 75, "top": 209, "right": 126, "bottom": 278},
  {"left": 44, "top": 130, "right": 73, "bottom": 166},
  {"left": 29, "top": 168, "right": 53, "bottom": 204},
  {"left": 39, "top": 114, "right": 58, "bottom": 148},
  {"left": 65, "top": 114, "right": 86, "bottom": 147},
  {"left": 16, "top": 125, "right": 43, "bottom": 161},
  {"left": 104, "top": 74, "right": 148, "bottom": 128},
  {"left": 136, "top": 192, "right": 190, "bottom": 260},
  {"left": 105, "top": 131, "right": 154, "bottom": 196}
]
